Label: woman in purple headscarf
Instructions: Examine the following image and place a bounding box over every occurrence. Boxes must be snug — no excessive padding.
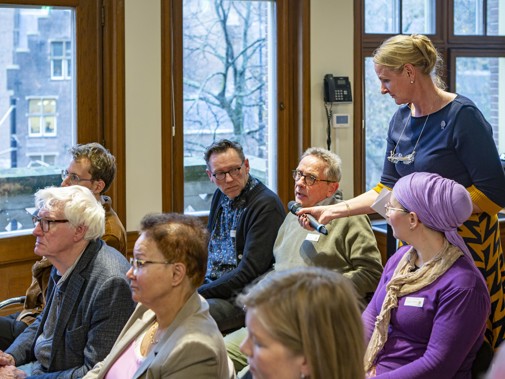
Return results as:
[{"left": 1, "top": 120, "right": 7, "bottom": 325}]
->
[{"left": 362, "top": 172, "right": 490, "bottom": 379}]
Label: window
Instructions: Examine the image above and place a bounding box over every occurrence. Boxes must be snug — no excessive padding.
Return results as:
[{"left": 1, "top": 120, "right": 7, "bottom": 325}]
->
[
  {"left": 0, "top": 0, "right": 116, "bottom": 245},
  {"left": 180, "top": 0, "right": 277, "bottom": 214},
  {"left": 26, "top": 153, "right": 57, "bottom": 167},
  {"left": 27, "top": 97, "right": 58, "bottom": 136},
  {"left": 162, "top": 0, "right": 310, "bottom": 213},
  {"left": 356, "top": 0, "right": 505, "bottom": 193},
  {"left": 50, "top": 40, "right": 71, "bottom": 79}
]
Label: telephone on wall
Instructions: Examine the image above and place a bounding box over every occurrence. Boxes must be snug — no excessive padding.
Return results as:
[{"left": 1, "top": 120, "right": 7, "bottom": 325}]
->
[{"left": 324, "top": 74, "right": 352, "bottom": 103}]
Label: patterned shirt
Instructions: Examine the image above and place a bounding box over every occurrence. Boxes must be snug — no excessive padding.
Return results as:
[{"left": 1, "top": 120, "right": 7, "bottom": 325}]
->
[{"left": 206, "top": 176, "right": 258, "bottom": 282}]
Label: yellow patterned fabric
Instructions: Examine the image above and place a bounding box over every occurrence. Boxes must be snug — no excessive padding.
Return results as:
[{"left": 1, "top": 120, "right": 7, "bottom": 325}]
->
[{"left": 459, "top": 212, "right": 505, "bottom": 350}]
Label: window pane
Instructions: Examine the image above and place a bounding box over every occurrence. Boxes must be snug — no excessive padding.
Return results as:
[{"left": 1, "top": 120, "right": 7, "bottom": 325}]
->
[
  {"left": 487, "top": 0, "right": 505, "bottom": 36},
  {"left": 454, "top": 0, "right": 484, "bottom": 35},
  {"left": 364, "top": 57, "right": 399, "bottom": 190},
  {"left": 51, "top": 41, "right": 63, "bottom": 56},
  {"left": 0, "top": 6, "right": 76, "bottom": 237},
  {"left": 456, "top": 56, "right": 505, "bottom": 154},
  {"left": 182, "top": 0, "right": 277, "bottom": 214},
  {"left": 365, "top": 0, "right": 400, "bottom": 34},
  {"left": 402, "top": 0, "right": 436, "bottom": 34}
]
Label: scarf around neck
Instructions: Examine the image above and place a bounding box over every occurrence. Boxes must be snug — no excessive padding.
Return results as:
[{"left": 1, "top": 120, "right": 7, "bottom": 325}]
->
[{"left": 364, "top": 240, "right": 463, "bottom": 372}]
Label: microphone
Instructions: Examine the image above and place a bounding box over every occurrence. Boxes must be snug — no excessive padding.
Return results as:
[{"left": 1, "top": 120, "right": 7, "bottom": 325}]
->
[{"left": 288, "top": 201, "right": 328, "bottom": 235}]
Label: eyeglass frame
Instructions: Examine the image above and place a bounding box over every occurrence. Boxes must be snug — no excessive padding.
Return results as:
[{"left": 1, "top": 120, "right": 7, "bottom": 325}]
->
[
  {"left": 32, "top": 216, "right": 69, "bottom": 233},
  {"left": 129, "top": 257, "right": 173, "bottom": 271},
  {"left": 61, "top": 169, "right": 95, "bottom": 184},
  {"left": 210, "top": 162, "right": 245, "bottom": 181},
  {"left": 292, "top": 169, "right": 337, "bottom": 187},
  {"left": 384, "top": 202, "right": 409, "bottom": 214}
]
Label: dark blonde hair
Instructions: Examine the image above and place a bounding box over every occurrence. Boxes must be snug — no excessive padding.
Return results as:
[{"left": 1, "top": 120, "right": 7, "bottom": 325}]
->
[
  {"left": 373, "top": 34, "right": 446, "bottom": 89},
  {"left": 139, "top": 213, "right": 208, "bottom": 288},
  {"left": 70, "top": 142, "right": 116, "bottom": 194},
  {"left": 238, "top": 267, "right": 365, "bottom": 379}
]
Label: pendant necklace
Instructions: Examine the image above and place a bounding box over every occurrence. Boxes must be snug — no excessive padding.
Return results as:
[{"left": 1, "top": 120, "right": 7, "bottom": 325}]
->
[{"left": 388, "top": 112, "right": 430, "bottom": 165}]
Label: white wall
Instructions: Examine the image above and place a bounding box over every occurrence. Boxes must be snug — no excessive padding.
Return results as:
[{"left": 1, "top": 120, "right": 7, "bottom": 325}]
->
[
  {"left": 125, "top": 0, "right": 162, "bottom": 230},
  {"left": 310, "top": 0, "right": 354, "bottom": 199},
  {"left": 124, "top": 0, "right": 355, "bottom": 230}
]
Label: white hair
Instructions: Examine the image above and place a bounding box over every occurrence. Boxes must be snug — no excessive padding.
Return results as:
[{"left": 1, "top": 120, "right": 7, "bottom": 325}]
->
[{"left": 34, "top": 186, "right": 105, "bottom": 240}]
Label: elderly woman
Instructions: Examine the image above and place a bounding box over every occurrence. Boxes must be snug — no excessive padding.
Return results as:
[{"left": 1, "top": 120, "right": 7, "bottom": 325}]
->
[
  {"left": 238, "top": 266, "right": 365, "bottom": 379},
  {"left": 363, "top": 172, "right": 490, "bottom": 378},
  {"left": 84, "top": 213, "right": 234, "bottom": 379}
]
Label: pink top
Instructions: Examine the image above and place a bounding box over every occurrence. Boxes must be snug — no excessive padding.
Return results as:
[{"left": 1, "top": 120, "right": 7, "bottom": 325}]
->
[{"left": 105, "top": 332, "right": 147, "bottom": 379}]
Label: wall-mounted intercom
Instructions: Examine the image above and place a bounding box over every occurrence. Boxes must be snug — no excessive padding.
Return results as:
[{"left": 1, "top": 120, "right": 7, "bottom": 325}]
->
[{"left": 324, "top": 74, "right": 352, "bottom": 103}]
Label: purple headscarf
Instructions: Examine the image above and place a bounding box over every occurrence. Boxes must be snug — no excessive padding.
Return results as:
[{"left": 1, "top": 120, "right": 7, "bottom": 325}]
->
[{"left": 393, "top": 172, "right": 472, "bottom": 256}]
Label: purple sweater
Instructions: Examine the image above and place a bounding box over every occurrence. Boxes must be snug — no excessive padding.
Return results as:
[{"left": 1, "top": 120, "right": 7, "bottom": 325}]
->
[{"left": 362, "top": 246, "right": 490, "bottom": 379}]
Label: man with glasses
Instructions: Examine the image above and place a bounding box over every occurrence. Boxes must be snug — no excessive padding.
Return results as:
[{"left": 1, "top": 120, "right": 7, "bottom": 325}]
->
[
  {"left": 226, "top": 147, "right": 383, "bottom": 374},
  {"left": 200, "top": 139, "right": 285, "bottom": 333},
  {"left": 0, "top": 185, "right": 134, "bottom": 378},
  {"left": 0, "top": 142, "right": 127, "bottom": 351}
]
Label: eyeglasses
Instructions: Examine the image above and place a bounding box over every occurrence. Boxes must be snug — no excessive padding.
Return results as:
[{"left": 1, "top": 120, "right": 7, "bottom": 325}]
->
[
  {"left": 211, "top": 162, "right": 244, "bottom": 181},
  {"left": 61, "top": 170, "right": 94, "bottom": 184},
  {"left": 292, "top": 170, "right": 337, "bottom": 187},
  {"left": 129, "top": 257, "right": 172, "bottom": 272},
  {"left": 384, "top": 203, "right": 409, "bottom": 215},
  {"left": 32, "top": 216, "right": 69, "bottom": 233}
]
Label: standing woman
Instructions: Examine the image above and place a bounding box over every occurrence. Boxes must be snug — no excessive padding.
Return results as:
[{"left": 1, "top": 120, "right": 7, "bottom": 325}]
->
[{"left": 298, "top": 34, "right": 505, "bottom": 349}]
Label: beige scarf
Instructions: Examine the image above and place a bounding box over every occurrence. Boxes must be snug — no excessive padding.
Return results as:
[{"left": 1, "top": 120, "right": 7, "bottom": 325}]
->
[{"left": 364, "top": 240, "right": 463, "bottom": 372}]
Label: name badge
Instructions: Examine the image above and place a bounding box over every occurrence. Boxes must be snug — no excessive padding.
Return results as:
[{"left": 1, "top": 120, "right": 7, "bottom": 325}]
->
[
  {"left": 305, "top": 233, "right": 320, "bottom": 242},
  {"left": 404, "top": 297, "right": 424, "bottom": 307},
  {"left": 230, "top": 230, "right": 236, "bottom": 238}
]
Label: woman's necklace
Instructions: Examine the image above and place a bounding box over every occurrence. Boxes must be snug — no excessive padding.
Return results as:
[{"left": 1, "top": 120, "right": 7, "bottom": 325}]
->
[
  {"left": 149, "top": 321, "right": 160, "bottom": 345},
  {"left": 388, "top": 112, "right": 430, "bottom": 165}
]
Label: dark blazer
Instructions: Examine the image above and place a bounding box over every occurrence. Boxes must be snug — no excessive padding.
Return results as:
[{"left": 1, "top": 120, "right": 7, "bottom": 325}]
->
[
  {"left": 6, "top": 239, "right": 135, "bottom": 379},
  {"left": 200, "top": 178, "right": 285, "bottom": 300},
  {"left": 84, "top": 293, "right": 235, "bottom": 379}
]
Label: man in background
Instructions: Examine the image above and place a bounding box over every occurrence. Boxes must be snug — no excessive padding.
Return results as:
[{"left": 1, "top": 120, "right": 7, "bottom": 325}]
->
[
  {"left": 199, "top": 139, "right": 285, "bottom": 333},
  {"left": 0, "top": 142, "right": 127, "bottom": 350},
  {"left": 226, "top": 147, "right": 383, "bottom": 373}
]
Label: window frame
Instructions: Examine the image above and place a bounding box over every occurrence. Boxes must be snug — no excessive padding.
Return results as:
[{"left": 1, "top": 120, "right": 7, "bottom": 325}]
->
[
  {"left": 50, "top": 40, "right": 71, "bottom": 80},
  {"left": 161, "top": 0, "right": 311, "bottom": 213},
  {"left": 0, "top": 0, "right": 126, "bottom": 257},
  {"left": 27, "top": 96, "right": 58, "bottom": 137}
]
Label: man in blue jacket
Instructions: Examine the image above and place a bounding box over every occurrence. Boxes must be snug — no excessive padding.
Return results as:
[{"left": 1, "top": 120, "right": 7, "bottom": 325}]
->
[
  {"left": 0, "top": 185, "right": 134, "bottom": 378},
  {"left": 200, "top": 139, "right": 285, "bottom": 333}
]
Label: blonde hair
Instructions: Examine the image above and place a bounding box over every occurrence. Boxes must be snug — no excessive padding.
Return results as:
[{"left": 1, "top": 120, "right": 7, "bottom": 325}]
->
[
  {"left": 238, "top": 267, "right": 365, "bottom": 379},
  {"left": 373, "top": 34, "right": 446, "bottom": 89}
]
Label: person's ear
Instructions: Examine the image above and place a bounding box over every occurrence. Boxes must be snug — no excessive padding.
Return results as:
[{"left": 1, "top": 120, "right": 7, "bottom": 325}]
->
[
  {"left": 206, "top": 169, "right": 213, "bottom": 181},
  {"left": 243, "top": 158, "right": 250, "bottom": 174},
  {"left": 326, "top": 181, "right": 339, "bottom": 197},
  {"left": 74, "top": 224, "right": 88, "bottom": 241},
  {"left": 404, "top": 64, "right": 415, "bottom": 82},
  {"left": 92, "top": 179, "right": 106, "bottom": 195},
  {"left": 299, "top": 355, "right": 310, "bottom": 378},
  {"left": 408, "top": 212, "right": 420, "bottom": 230},
  {"left": 171, "top": 262, "right": 187, "bottom": 286}
]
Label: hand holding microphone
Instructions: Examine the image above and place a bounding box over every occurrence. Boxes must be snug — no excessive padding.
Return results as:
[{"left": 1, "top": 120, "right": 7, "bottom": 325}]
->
[{"left": 288, "top": 201, "right": 328, "bottom": 235}]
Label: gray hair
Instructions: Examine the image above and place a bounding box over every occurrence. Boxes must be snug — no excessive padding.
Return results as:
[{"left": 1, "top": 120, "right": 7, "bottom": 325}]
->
[
  {"left": 301, "top": 147, "right": 342, "bottom": 182},
  {"left": 34, "top": 186, "right": 105, "bottom": 240}
]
